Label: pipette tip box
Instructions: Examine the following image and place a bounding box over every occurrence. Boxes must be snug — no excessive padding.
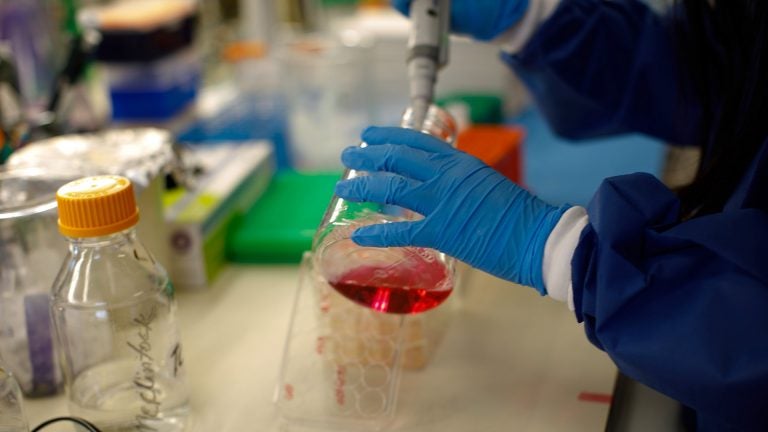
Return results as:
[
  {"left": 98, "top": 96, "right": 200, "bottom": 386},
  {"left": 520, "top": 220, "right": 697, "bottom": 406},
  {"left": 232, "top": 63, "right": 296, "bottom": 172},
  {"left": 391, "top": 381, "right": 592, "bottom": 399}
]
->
[{"left": 163, "top": 140, "right": 274, "bottom": 289}]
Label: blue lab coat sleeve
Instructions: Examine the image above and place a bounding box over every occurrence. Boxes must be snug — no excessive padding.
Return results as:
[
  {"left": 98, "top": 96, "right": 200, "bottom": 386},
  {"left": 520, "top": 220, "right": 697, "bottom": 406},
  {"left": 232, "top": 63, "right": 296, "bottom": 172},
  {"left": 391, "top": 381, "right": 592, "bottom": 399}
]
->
[
  {"left": 502, "top": 0, "right": 703, "bottom": 145},
  {"left": 572, "top": 170, "right": 768, "bottom": 431},
  {"left": 496, "top": 0, "right": 768, "bottom": 429}
]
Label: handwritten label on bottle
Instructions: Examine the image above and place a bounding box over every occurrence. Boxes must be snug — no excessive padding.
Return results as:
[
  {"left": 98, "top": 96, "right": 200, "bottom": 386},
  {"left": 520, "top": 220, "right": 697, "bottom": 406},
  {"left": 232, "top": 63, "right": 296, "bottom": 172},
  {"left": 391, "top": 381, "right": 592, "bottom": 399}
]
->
[
  {"left": 127, "top": 306, "right": 161, "bottom": 432},
  {"left": 171, "top": 343, "right": 183, "bottom": 378}
]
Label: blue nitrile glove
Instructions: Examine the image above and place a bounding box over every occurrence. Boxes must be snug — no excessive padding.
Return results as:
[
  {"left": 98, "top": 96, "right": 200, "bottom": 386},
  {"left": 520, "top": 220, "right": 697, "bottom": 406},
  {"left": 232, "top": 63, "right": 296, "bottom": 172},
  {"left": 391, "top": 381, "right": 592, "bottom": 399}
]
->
[
  {"left": 335, "top": 126, "right": 570, "bottom": 294},
  {"left": 391, "top": 0, "right": 529, "bottom": 41}
]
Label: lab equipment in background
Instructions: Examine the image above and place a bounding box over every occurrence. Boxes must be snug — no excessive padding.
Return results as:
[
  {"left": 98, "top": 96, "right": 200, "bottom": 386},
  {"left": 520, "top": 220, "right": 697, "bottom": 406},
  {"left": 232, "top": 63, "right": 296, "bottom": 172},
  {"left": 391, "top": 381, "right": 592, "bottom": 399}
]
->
[
  {"left": 51, "top": 175, "right": 190, "bottom": 432},
  {"left": 456, "top": 125, "right": 525, "bottom": 183},
  {"left": 0, "top": 352, "right": 28, "bottom": 432},
  {"left": 0, "top": 34, "right": 102, "bottom": 154},
  {"left": 239, "top": 0, "right": 278, "bottom": 47},
  {"left": 279, "top": 0, "right": 325, "bottom": 33},
  {"left": 276, "top": 34, "right": 375, "bottom": 171},
  {"left": 437, "top": 93, "right": 526, "bottom": 184},
  {"left": 276, "top": 253, "right": 403, "bottom": 431},
  {"left": 42, "top": 32, "right": 104, "bottom": 138},
  {"left": 7, "top": 128, "right": 177, "bottom": 275},
  {"left": 0, "top": 131, "right": 10, "bottom": 164},
  {"left": 0, "top": 48, "right": 26, "bottom": 162},
  {"left": 405, "top": 0, "right": 450, "bottom": 129},
  {"left": 226, "top": 171, "right": 340, "bottom": 264},
  {"left": 78, "top": 0, "right": 201, "bottom": 124},
  {"left": 0, "top": 0, "right": 59, "bottom": 112},
  {"left": 316, "top": 0, "right": 361, "bottom": 27},
  {"left": 176, "top": 0, "right": 290, "bottom": 168},
  {"left": 275, "top": 252, "right": 454, "bottom": 431},
  {"left": 437, "top": 93, "right": 505, "bottom": 126},
  {"left": 177, "top": 40, "right": 291, "bottom": 170},
  {"left": 0, "top": 2, "right": 103, "bottom": 148},
  {"left": 313, "top": 104, "right": 457, "bottom": 315},
  {"left": 329, "top": 7, "right": 530, "bottom": 126},
  {"left": 195, "top": 0, "right": 233, "bottom": 82},
  {"left": 178, "top": 85, "right": 289, "bottom": 168},
  {"left": 164, "top": 140, "right": 274, "bottom": 289},
  {"left": 0, "top": 168, "right": 76, "bottom": 398},
  {"left": 100, "top": 48, "right": 199, "bottom": 122}
]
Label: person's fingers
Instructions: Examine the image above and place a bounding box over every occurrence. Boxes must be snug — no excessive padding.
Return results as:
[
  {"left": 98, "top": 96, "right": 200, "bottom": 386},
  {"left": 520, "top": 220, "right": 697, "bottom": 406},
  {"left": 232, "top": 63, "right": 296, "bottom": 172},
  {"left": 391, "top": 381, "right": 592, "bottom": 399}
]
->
[
  {"left": 361, "top": 126, "right": 454, "bottom": 154},
  {"left": 335, "top": 174, "right": 436, "bottom": 215},
  {"left": 341, "top": 144, "right": 441, "bottom": 181},
  {"left": 352, "top": 220, "right": 426, "bottom": 248}
]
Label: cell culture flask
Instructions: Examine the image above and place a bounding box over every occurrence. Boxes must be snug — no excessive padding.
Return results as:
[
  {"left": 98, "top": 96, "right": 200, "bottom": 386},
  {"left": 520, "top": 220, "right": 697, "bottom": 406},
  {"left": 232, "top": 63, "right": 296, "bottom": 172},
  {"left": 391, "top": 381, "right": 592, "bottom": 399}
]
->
[{"left": 312, "top": 105, "right": 457, "bottom": 315}]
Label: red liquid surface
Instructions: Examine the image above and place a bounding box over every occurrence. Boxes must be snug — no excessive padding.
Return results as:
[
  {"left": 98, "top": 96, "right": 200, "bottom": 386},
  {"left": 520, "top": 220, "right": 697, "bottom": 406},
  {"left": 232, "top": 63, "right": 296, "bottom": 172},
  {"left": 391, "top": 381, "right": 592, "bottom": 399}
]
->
[{"left": 329, "top": 254, "right": 452, "bottom": 314}]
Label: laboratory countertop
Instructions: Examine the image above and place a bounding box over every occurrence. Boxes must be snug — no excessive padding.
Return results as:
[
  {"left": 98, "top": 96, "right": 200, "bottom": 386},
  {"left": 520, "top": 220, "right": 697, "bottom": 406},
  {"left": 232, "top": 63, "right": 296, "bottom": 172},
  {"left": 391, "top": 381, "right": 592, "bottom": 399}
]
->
[{"left": 24, "top": 264, "right": 616, "bottom": 431}]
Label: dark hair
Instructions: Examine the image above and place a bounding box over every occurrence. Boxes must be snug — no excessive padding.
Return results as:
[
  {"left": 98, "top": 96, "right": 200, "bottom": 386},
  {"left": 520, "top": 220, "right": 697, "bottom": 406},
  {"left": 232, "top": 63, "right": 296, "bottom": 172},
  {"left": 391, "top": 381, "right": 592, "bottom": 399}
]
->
[{"left": 674, "top": 0, "right": 768, "bottom": 218}]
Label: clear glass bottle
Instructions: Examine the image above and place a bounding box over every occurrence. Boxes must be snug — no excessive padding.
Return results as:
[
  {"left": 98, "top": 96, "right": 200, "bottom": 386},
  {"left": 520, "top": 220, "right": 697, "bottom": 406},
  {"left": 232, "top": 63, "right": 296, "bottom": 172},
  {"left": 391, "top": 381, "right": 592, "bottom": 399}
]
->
[
  {"left": 51, "top": 175, "right": 189, "bottom": 431},
  {"left": 312, "top": 105, "right": 458, "bottom": 314},
  {"left": 0, "top": 353, "right": 29, "bottom": 432}
]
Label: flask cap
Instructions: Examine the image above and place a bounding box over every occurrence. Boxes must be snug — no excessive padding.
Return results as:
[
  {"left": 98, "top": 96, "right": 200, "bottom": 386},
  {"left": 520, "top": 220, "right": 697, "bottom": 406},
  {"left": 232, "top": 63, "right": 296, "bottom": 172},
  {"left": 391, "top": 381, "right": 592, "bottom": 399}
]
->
[{"left": 56, "top": 175, "right": 139, "bottom": 238}]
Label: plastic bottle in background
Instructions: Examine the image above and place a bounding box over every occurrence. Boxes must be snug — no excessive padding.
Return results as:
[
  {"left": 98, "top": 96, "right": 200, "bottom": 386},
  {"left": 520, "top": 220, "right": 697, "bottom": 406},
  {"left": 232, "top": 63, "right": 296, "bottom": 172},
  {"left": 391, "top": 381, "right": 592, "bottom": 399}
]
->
[
  {"left": 277, "top": 34, "right": 375, "bottom": 171},
  {"left": 0, "top": 353, "right": 28, "bottom": 432},
  {"left": 51, "top": 175, "right": 189, "bottom": 431}
]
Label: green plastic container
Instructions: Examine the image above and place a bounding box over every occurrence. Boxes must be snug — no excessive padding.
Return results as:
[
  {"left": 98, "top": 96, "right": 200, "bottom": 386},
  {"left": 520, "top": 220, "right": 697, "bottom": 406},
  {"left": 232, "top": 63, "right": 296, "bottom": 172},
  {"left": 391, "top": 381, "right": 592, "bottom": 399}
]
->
[
  {"left": 436, "top": 93, "right": 504, "bottom": 125},
  {"left": 226, "top": 171, "right": 341, "bottom": 263}
]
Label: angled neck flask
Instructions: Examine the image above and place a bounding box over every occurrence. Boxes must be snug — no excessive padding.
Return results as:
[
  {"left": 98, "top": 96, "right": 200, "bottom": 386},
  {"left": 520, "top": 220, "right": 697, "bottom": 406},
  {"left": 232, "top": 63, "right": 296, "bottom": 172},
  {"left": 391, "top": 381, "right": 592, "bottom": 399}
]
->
[{"left": 312, "top": 105, "right": 457, "bottom": 314}]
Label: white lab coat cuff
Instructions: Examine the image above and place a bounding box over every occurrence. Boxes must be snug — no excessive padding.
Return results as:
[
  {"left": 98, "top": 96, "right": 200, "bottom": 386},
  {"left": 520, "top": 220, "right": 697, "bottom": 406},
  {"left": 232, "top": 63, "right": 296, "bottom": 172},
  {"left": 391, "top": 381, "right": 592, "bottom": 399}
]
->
[
  {"left": 542, "top": 206, "right": 589, "bottom": 310},
  {"left": 492, "top": 0, "right": 562, "bottom": 54}
]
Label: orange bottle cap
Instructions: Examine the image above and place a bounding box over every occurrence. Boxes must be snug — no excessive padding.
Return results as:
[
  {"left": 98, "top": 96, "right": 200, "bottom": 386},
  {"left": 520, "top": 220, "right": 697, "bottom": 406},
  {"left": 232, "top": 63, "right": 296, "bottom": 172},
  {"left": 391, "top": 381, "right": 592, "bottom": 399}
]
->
[
  {"left": 56, "top": 175, "right": 139, "bottom": 238},
  {"left": 222, "top": 41, "right": 268, "bottom": 63}
]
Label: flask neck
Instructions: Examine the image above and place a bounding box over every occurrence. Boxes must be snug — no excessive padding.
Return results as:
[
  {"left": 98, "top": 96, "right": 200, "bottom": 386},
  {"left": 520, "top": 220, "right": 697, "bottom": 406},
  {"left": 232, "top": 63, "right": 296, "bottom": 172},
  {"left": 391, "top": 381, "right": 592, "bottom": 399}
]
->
[
  {"left": 400, "top": 104, "right": 457, "bottom": 145},
  {"left": 337, "top": 105, "right": 457, "bottom": 184},
  {"left": 321, "top": 105, "right": 457, "bottom": 220}
]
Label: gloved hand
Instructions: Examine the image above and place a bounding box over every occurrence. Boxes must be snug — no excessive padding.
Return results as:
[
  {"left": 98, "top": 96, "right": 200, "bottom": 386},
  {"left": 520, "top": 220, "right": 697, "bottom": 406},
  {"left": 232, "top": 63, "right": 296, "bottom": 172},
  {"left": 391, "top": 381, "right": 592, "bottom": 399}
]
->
[
  {"left": 391, "top": 0, "right": 529, "bottom": 41},
  {"left": 335, "top": 126, "right": 570, "bottom": 294}
]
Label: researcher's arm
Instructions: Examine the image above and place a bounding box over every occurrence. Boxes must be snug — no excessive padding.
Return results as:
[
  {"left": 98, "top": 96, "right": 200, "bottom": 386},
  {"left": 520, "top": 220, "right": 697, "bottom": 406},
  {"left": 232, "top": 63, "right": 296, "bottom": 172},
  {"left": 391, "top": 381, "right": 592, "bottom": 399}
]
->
[
  {"left": 562, "top": 160, "right": 768, "bottom": 430},
  {"left": 503, "top": 0, "right": 703, "bottom": 145},
  {"left": 394, "top": 0, "right": 702, "bottom": 144},
  {"left": 337, "top": 125, "right": 768, "bottom": 430}
]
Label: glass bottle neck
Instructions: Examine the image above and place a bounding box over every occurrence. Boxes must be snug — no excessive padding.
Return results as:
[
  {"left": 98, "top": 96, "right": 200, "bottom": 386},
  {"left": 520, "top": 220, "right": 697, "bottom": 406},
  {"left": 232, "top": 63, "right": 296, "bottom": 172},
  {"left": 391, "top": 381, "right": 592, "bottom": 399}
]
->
[
  {"left": 338, "top": 104, "right": 457, "bottom": 184},
  {"left": 64, "top": 227, "right": 139, "bottom": 250},
  {"left": 315, "top": 104, "right": 458, "bottom": 245}
]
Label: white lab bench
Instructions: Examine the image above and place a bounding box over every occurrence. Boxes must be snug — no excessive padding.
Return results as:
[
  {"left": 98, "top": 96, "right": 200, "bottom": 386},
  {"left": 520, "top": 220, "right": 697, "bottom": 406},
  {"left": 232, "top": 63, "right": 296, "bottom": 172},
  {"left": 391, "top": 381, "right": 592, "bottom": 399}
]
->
[{"left": 24, "top": 264, "right": 616, "bottom": 431}]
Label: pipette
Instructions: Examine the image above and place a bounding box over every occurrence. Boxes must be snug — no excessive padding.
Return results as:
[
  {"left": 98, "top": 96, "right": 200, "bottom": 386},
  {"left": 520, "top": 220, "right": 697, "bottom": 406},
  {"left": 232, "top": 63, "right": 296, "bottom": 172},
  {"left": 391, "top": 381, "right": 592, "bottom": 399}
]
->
[{"left": 407, "top": 0, "right": 451, "bottom": 130}]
